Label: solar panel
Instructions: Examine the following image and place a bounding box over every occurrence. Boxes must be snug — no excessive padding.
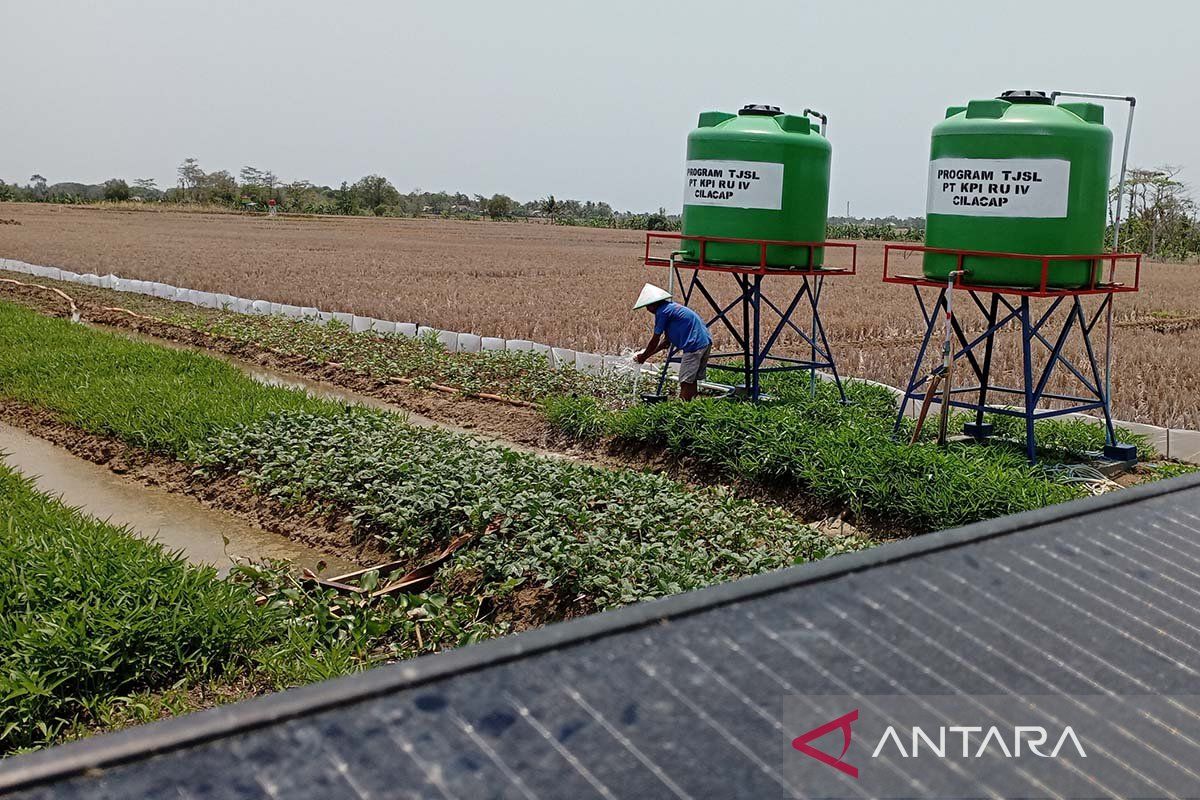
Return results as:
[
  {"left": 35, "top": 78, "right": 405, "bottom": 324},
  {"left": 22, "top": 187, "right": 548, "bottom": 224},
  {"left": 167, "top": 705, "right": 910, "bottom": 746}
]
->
[{"left": 5, "top": 472, "right": 1200, "bottom": 798}]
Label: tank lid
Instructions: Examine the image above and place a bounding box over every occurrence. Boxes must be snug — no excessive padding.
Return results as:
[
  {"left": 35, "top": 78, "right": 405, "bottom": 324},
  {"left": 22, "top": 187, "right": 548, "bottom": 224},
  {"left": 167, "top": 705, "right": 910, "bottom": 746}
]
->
[
  {"left": 738, "top": 104, "right": 782, "bottom": 116},
  {"left": 998, "top": 90, "right": 1052, "bottom": 105}
]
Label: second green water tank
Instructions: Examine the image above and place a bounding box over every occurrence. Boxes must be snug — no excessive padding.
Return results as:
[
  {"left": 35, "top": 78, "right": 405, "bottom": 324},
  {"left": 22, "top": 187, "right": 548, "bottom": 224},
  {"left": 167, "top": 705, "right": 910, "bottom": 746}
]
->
[
  {"left": 681, "top": 104, "right": 831, "bottom": 268},
  {"left": 923, "top": 90, "right": 1113, "bottom": 289}
]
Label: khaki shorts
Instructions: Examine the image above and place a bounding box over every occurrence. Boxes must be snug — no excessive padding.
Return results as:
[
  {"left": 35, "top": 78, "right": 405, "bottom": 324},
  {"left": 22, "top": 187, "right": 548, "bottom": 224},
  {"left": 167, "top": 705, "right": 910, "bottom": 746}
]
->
[{"left": 678, "top": 344, "right": 711, "bottom": 384}]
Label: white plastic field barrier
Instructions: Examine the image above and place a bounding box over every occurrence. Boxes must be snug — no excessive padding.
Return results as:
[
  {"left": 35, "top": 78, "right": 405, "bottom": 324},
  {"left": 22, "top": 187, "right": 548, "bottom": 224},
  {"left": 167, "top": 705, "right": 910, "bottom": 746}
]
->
[
  {"left": 481, "top": 337, "right": 506, "bottom": 352},
  {"left": 437, "top": 330, "right": 458, "bottom": 350},
  {"left": 351, "top": 315, "right": 373, "bottom": 333},
  {"left": 457, "top": 333, "right": 482, "bottom": 353},
  {"left": 281, "top": 304, "right": 303, "bottom": 318},
  {"left": 505, "top": 339, "right": 534, "bottom": 352},
  {"left": 551, "top": 348, "right": 576, "bottom": 369},
  {"left": 416, "top": 325, "right": 436, "bottom": 339},
  {"left": 331, "top": 311, "right": 354, "bottom": 327},
  {"left": 394, "top": 322, "right": 418, "bottom": 337},
  {"left": 250, "top": 299, "right": 271, "bottom": 315},
  {"left": 530, "top": 342, "right": 552, "bottom": 361},
  {"left": 371, "top": 319, "right": 397, "bottom": 336},
  {"left": 574, "top": 352, "right": 604, "bottom": 374},
  {"left": 300, "top": 306, "right": 320, "bottom": 319}
]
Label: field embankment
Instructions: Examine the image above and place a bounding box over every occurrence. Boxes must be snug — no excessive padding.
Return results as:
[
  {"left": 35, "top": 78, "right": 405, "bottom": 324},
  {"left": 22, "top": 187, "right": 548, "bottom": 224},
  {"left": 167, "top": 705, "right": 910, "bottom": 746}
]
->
[{"left": 2, "top": 203, "right": 1199, "bottom": 426}]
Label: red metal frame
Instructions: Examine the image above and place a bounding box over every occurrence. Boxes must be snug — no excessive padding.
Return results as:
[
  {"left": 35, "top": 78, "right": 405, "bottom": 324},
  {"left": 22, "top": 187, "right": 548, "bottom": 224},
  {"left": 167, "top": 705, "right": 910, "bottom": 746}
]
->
[
  {"left": 644, "top": 232, "right": 857, "bottom": 276},
  {"left": 882, "top": 243, "right": 1141, "bottom": 297}
]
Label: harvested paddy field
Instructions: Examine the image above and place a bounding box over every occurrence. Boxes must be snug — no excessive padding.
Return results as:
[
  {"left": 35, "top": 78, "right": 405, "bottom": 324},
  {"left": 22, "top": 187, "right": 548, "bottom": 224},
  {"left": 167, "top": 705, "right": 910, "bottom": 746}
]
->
[{"left": 2, "top": 202, "right": 1198, "bottom": 426}]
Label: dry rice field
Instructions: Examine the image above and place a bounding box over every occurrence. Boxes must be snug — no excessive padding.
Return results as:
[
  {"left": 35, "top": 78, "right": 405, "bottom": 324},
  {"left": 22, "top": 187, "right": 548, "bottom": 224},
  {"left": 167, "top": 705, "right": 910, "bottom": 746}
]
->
[{"left": 2, "top": 202, "right": 1199, "bottom": 428}]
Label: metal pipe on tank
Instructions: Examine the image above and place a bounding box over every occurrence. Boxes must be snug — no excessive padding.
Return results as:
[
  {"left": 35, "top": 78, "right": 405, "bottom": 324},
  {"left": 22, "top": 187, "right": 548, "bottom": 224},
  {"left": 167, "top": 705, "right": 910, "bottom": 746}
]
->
[
  {"left": 802, "top": 109, "right": 828, "bottom": 136},
  {"left": 1051, "top": 90, "right": 1137, "bottom": 447}
]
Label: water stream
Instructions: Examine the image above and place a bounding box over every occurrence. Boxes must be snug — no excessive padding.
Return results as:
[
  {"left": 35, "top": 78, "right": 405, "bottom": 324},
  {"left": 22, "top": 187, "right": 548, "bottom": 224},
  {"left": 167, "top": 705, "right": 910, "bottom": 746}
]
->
[{"left": 0, "top": 421, "right": 358, "bottom": 576}]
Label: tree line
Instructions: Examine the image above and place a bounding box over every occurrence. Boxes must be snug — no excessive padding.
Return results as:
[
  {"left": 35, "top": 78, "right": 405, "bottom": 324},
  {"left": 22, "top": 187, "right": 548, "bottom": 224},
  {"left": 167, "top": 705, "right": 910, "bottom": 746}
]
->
[
  {"left": 0, "top": 158, "right": 676, "bottom": 230},
  {"left": 3, "top": 160, "right": 1195, "bottom": 258}
]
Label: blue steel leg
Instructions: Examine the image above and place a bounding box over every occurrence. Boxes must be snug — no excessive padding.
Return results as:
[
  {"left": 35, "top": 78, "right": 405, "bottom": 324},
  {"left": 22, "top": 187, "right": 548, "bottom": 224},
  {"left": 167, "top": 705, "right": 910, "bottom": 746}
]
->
[
  {"left": 894, "top": 287, "right": 944, "bottom": 434},
  {"left": 739, "top": 274, "right": 752, "bottom": 394},
  {"left": 972, "top": 293, "right": 1000, "bottom": 433},
  {"left": 1020, "top": 296, "right": 1037, "bottom": 463},
  {"left": 810, "top": 276, "right": 819, "bottom": 397},
  {"left": 751, "top": 274, "right": 763, "bottom": 400},
  {"left": 1074, "top": 296, "right": 1118, "bottom": 446},
  {"left": 809, "top": 276, "right": 847, "bottom": 403}
]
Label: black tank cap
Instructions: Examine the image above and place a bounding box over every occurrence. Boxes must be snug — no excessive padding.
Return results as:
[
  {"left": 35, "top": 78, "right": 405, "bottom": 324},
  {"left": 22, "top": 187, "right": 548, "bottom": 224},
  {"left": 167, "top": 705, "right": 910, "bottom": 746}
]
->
[
  {"left": 738, "top": 104, "right": 782, "bottom": 116},
  {"left": 998, "top": 90, "right": 1052, "bottom": 105}
]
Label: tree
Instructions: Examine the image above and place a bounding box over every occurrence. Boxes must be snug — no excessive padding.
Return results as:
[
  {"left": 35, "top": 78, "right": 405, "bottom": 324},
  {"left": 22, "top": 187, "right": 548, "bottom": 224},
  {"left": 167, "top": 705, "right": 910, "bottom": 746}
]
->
[
  {"left": 29, "top": 174, "right": 47, "bottom": 199},
  {"left": 352, "top": 175, "right": 399, "bottom": 212},
  {"left": 1110, "top": 165, "right": 1200, "bottom": 259},
  {"left": 201, "top": 170, "right": 239, "bottom": 204},
  {"left": 335, "top": 181, "right": 358, "bottom": 215},
  {"left": 177, "top": 158, "right": 204, "bottom": 200},
  {"left": 102, "top": 178, "right": 131, "bottom": 201},
  {"left": 133, "top": 177, "right": 158, "bottom": 194},
  {"left": 540, "top": 195, "right": 558, "bottom": 219},
  {"left": 486, "top": 193, "right": 514, "bottom": 218}
]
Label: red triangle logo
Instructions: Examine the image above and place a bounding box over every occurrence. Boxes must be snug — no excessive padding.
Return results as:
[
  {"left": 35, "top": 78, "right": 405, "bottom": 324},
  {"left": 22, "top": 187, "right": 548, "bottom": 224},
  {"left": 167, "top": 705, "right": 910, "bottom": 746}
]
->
[{"left": 792, "top": 709, "right": 859, "bottom": 778}]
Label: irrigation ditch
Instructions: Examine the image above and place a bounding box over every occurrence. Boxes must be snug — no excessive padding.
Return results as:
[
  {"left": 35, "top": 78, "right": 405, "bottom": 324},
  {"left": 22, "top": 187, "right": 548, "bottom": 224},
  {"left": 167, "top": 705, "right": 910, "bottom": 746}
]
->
[
  {"left": 0, "top": 420, "right": 356, "bottom": 576},
  {"left": 1, "top": 262, "right": 1195, "bottom": 754}
]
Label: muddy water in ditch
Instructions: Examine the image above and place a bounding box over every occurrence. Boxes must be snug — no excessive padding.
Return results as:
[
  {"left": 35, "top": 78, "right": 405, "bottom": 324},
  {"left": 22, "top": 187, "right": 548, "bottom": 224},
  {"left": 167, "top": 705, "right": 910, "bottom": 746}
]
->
[{"left": 0, "top": 422, "right": 358, "bottom": 576}]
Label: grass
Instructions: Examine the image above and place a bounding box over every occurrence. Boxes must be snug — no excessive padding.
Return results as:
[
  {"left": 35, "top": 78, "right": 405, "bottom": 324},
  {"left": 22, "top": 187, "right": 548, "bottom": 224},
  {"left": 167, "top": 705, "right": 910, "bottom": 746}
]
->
[
  {"left": 0, "top": 464, "right": 263, "bottom": 752},
  {"left": 0, "top": 303, "right": 339, "bottom": 457},
  {"left": 0, "top": 461, "right": 496, "bottom": 755},
  {"left": 545, "top": 380, "right": 1107, "bottom": 531}
]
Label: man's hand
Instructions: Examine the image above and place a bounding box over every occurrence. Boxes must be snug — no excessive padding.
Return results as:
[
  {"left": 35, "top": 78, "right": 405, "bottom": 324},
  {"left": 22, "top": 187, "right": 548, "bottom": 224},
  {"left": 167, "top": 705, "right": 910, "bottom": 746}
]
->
[{"left": 633, "top": 350, "right": 647, "bottom": 364}]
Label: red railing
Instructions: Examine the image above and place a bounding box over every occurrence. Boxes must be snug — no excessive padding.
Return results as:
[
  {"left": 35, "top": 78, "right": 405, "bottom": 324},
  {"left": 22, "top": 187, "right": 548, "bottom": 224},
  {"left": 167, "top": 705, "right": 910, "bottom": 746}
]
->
[
  {"left": 882, "top": 243, "right": 1141, "bottom": 297},
  {"left": 644, "top": 232, "right": 857, "bottom": 276}
]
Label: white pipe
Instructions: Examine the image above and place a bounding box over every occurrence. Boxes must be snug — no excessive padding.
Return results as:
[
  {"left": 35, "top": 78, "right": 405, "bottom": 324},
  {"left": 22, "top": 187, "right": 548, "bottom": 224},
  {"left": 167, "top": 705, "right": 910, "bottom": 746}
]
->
[
  {"left": 802, "top": 108, "right": 828, "bottom": 137},
  {"left": 1052, "top": 91, "right": 1137, "bottom": 448}
]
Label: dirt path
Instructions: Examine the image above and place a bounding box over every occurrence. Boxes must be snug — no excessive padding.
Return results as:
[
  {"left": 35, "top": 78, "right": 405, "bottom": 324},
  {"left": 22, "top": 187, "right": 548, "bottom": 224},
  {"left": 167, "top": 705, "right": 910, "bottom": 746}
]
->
[{"left": 0, "top": 420, "right": 359, "bottom": 575}]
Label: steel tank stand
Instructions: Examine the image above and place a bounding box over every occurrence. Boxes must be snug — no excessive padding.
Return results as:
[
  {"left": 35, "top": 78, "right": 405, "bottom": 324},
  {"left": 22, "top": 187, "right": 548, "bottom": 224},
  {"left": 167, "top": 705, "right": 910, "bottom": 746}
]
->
[
  {"left": 644, "top": 234, "right": 857, "bottom": 402},
  {"left": 884, "top": 244, "right": 1142, "bottom": 464}
]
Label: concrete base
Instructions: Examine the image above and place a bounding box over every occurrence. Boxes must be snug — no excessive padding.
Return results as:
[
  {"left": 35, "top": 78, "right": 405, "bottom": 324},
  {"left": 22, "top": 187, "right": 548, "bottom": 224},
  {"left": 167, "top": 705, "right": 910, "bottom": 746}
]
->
[
  {"left": 962, "top": 422, "right": 994, "bottom": 440},
  {"left": 1103, "top": 442, "right": 1139, "bottom": 466}
]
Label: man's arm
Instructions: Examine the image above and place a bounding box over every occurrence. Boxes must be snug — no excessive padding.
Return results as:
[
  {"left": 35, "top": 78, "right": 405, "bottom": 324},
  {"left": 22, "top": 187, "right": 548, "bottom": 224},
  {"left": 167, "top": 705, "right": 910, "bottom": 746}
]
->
[{"left": 634, "top": 333, "right": 667, "bottom": 363}]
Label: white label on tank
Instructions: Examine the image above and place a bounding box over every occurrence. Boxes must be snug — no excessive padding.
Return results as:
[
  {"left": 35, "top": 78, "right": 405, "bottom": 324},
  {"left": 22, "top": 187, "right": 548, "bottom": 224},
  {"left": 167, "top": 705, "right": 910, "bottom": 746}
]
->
[
  {"left": 927, "top": 158, "right": 1071, "bottom": 218},
  {"left": 683, "top": 160, "right": 784, "bottom": 210}
]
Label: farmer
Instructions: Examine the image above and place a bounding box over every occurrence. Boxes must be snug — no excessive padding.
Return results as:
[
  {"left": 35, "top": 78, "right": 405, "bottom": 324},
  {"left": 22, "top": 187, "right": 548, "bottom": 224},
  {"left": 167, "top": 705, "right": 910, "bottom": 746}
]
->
[{"left": 632, "top": 283, "right": 712, "bottom": 401}]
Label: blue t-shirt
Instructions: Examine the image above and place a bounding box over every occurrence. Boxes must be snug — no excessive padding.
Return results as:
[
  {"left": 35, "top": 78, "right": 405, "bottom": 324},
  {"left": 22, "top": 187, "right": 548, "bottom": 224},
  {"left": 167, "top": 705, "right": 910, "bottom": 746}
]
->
[{"left": 654, "top": 302, "right": 712, "bottom": 353}]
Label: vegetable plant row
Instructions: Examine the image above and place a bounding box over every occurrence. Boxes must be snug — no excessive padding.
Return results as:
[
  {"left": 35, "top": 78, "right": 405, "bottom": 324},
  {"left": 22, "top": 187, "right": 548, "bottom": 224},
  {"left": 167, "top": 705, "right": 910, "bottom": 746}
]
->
[{"left": 544, "top": 377, "right": 1154, "bottom": 532}]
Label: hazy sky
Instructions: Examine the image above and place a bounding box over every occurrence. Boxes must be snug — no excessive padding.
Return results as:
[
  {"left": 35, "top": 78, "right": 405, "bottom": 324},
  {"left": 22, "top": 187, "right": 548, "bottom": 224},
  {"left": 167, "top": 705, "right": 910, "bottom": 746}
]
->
[{"left": 2, "top": 0, "right": 1195, "bottom": 217}]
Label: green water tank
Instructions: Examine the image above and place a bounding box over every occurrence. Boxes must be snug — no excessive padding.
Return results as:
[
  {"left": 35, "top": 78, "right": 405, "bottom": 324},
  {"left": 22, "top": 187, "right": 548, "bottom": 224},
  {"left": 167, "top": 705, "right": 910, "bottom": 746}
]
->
[
  {"left": 923, "top": 90, "right": 1112, "bottom": 289},
  {"left": 681, "top": 104, "right": 831, "bottom": 268}
]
